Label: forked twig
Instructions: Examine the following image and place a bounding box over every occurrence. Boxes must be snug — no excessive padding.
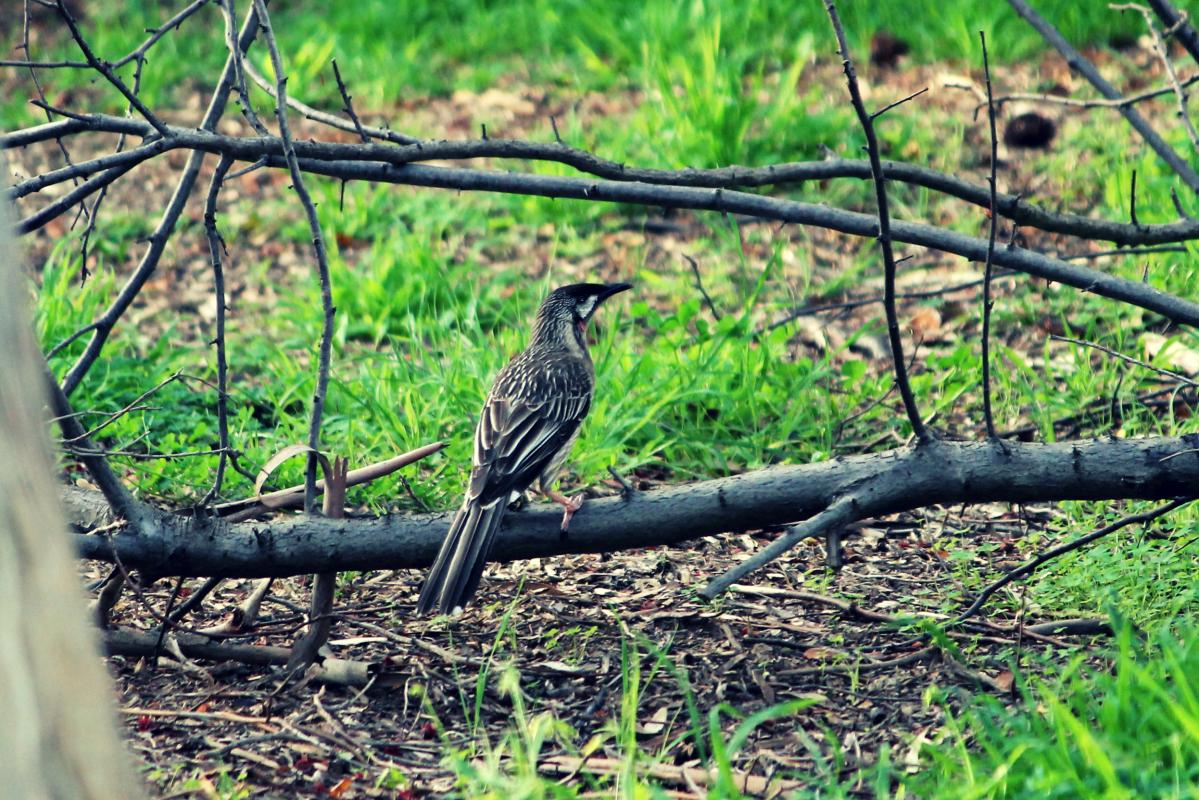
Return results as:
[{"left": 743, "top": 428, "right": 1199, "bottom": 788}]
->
[
  {"left": 56, "top": 3, "right": 262, "bottom": 396},
  {"left": 1112, "top": 2, "right": 1199, "bottom": 152},
  {"left": 825, "top": 0, "right": 926, "bottom": 440},
  {"left": 250, "top": 0, "right": 336, "bottom": 513}
]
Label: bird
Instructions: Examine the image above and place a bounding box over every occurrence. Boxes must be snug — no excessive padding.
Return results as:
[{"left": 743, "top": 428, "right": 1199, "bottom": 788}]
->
[{"left": 416, "top": 281, "right": 632, "bottom": 615}]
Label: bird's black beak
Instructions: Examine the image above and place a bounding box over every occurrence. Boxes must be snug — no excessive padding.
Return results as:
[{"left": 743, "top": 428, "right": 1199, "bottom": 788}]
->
[{"left": 598, "top": 282, "right": 632, "bottom": 304}]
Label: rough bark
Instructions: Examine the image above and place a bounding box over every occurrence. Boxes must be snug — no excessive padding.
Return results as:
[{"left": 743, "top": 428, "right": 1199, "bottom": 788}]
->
[
  {"left": 0, "top": 170, "right": 140, "bottom": 798},
  {"left": 73, "top": 435, "right": 1199, "bottom": 579}
]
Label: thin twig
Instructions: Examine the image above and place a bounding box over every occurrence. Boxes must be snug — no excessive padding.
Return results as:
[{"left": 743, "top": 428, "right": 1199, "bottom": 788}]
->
[
  {"left": 17, "top": 0, "right": 91, "bottom": 228},
  {"left": 240, "top": 58, "right": 417, "bottom": 144},
  {"left": 58, "top": 372, "right": 182, "bottom": 444},
  {"left": 151, "top": 576, "right": 187, "bottom": 667},
  {"left": 46, "top": 370, "right": 143, "bottom": 521},
  {"left": 984, "top": 73, "right": 1199, "bottom": 111},
  {"left": 1131, "top": 169, "right": 1140, "bottom": 227},
  {"left": 201, "top": 154, "right": 235, "bottom": 505},
  {"left": 56, "top": 3, "right": 262, "bottom": 396},
  {"left": 980, "top": 31, "right": 1000, "bottom": 441},
  {"left": 870, "top": 87, "right": 929, "bottom": 120},
  {"left": 1051, "top": 333, "right": 1199, "bottom": 388},
  {"left": 765, "top": 272, "right": 1018, "bottom": 332},
  {"left": 955, "top": 498, "right": 1193, "bottom": 623},
  {"left": 1113, "top": 2, "right": 1199, "bottom": 152},
  {"left": 1061, "top": 245, "right": 1187, "bottom": 260},
  {"left": 826, "top": 0, "right": 926, "bottom": 440},
  {"left": 219, "top": 0, "right": 270, "bottom": 136},
  {"left": 683, "top": 254, "right": 721, "bottom": 320},
  {"left": 331, "top": 59, "right": 371, "bottom": 143},
  {"left": 1145, "top": 0, "right": 1199, "bottom": 66},
  {"left": 250, "top": 0, "right": 337, "bottom": 513},
  {"left": 54, "top": 0, "right": 170, "bottom": 137}
]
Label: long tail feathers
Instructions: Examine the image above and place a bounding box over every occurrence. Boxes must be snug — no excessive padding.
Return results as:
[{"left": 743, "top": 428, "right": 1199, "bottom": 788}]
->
[{"left": 416, "top": 500, "right": 507, "bottom": 615}]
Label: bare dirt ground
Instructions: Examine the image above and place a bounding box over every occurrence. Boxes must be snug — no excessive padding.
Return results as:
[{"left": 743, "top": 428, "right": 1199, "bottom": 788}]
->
[{"left": 95, "top": 502, "right": 1071, "bottom": 798}]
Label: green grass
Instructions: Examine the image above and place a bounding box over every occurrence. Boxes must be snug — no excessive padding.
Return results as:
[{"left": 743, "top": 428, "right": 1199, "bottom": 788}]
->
[
  {"left": 5, "top": 0, "right": 1140, "bottom": 127},
  {"left": 908, "top": 620, "right": 1199, "bottom": 799}
]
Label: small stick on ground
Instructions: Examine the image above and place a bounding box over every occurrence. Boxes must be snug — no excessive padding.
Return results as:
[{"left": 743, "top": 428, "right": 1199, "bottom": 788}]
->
[{"left": 700, "top": 494, "right": 860, "bottom": 599}]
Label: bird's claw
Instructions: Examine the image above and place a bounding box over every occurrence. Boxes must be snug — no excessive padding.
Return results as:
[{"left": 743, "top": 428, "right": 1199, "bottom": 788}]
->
[
  {"left": 548, "top": 491, "right": 585, "bottom": 532},
  {"left": 559, "top": 494, "right": 584, "bottom": 532}
]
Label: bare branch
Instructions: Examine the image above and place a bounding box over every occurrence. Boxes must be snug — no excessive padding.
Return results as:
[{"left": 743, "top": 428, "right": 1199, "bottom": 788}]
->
[
  {"left": 700, "top": 495, "right": 860, "bottom": 599},
  {"left": 56, "top": 3, "right": 262, "bottom": 396},
  {"left": 827, "top": 0, "right": 925, "bottom": 439},
  {"left": 280, "top": 157, "right": 1199, "bottom": 327},
  {"left": 1051, "top": 333, "right": 1199, "bottom": 388},
  {"left": 980, "top": 30, "right": 1000, "bottom": 440},
  {"left": 987, "top": 73, "right": 1199, "bottom": 110},
  {"left": 9, "top": 114, "right": 1199, "bottom": 247},
  {"left": 73, "top": 436, "right": 1199, "bottom": 579},
  {"left": 240, "top": 58, "right": 417, "bottom": 144},
  {"left": 201, "top": 155, "right": 235, "bottom": 505},
  {"left": 1008, "top": 0, "right": 1199, "bottom": 193},
  {"left": 45, "top": 373, "right": 143, "bottom": 523},
  {"left": 0, "top": 0, "right": 213, "bottom": 72},
  {"left": 1145, "top": 0, "right": 1199, "bottom": 66},
  {"left": 219, "top": 0, "right": 270, "bottom": 136},
  {"left": 1113, "top": 2, "right": 1199, "bottom": 152},
  {"left": 53, "top": 0, "right": 171, "bottom": 137},
  {"left": 250, "top": 0, "right": 337, "bottom": 514},
  {"left": 331, "top": 59, "right": 371, "bottom": 143}
]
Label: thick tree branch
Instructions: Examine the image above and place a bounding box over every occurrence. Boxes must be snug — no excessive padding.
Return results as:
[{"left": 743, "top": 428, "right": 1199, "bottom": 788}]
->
[{"left": 71, "top": 436, "right": 1199, "bottom": 580}]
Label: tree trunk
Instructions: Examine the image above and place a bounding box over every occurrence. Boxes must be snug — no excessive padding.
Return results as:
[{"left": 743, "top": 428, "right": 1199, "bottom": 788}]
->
[{"left": 0, "top": 169, "right": 141, "bottom": 798}]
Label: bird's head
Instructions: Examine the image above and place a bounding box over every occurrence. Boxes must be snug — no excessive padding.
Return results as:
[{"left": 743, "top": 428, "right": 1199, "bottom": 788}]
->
[{"left": 533, "top": 282, "right": 632, "bottom": 344}]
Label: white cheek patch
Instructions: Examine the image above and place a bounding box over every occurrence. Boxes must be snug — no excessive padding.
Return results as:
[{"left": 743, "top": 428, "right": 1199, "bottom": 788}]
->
[{"left": 576, "top": 296, "right": 597, "bottom": 319}]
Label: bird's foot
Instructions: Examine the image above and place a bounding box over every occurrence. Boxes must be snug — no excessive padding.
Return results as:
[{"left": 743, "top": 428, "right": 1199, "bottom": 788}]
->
[{"left": 548, "top": 490, "right": 585, "bottom": 532}]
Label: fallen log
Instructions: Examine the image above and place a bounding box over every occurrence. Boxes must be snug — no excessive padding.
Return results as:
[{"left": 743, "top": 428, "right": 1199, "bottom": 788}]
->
[{"left": 72, "top": 435, "right": 1199, "bottom": 579}]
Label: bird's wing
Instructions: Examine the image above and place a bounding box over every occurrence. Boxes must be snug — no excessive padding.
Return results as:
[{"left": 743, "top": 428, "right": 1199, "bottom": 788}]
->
[{"left": 469, "top": 391, "right": 591, "bottom": 506}]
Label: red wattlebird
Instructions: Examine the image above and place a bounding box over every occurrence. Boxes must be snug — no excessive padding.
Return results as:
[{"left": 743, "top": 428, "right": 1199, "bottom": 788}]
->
[{"left": 416, "top": 282, "right": 632, "bottom": 615}]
